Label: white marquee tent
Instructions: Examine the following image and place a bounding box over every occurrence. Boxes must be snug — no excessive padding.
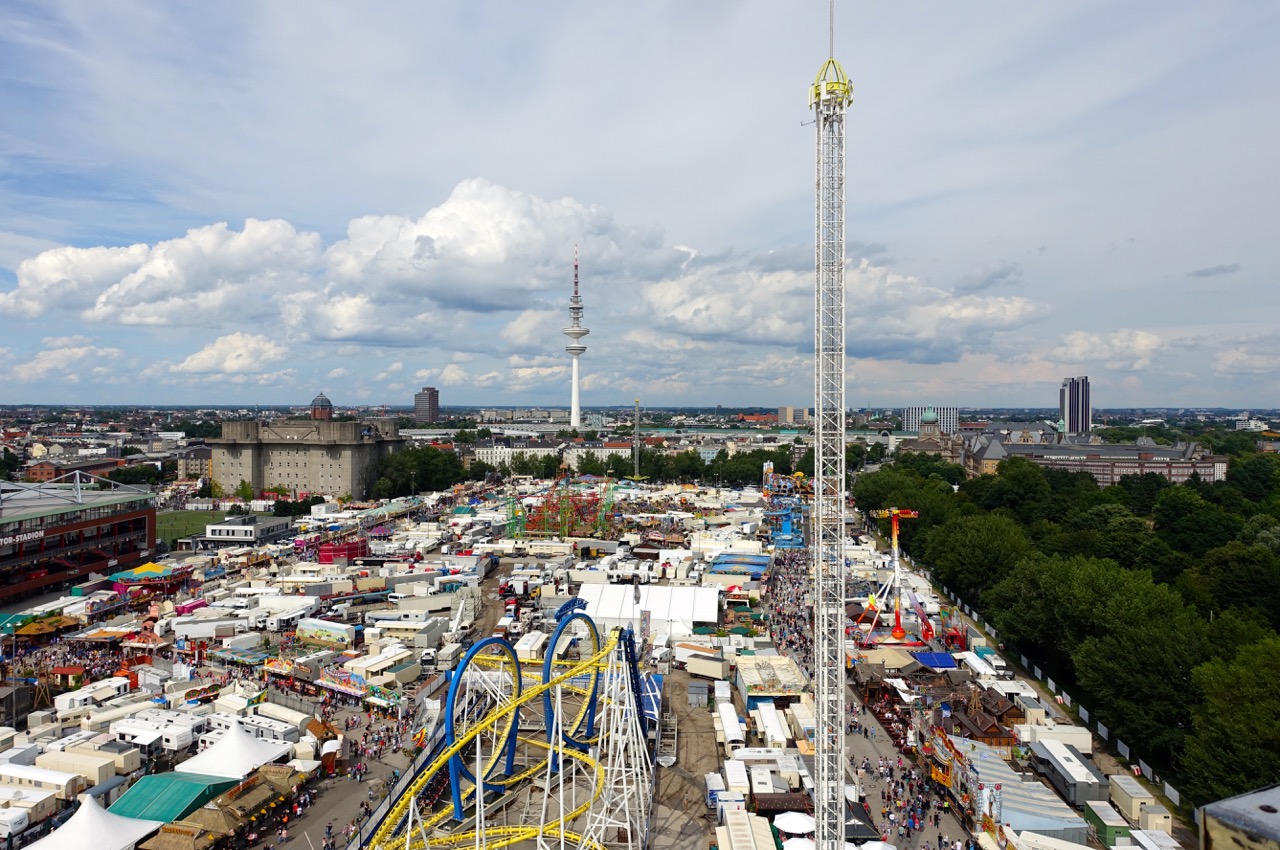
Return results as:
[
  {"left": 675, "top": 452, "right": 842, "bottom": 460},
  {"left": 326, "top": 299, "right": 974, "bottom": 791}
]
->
[
  {"left": 28, "top": 794, "right": 163, "bottom": 850},
  {"left": 575, "top": 583, "right": 719, "bottom": 637},
  {"left": 176, "top": 719, "right": 293, "bottom": 780}
]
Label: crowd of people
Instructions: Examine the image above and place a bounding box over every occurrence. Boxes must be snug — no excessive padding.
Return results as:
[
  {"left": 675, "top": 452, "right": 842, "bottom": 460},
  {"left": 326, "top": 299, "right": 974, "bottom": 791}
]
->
[
  {"left": 4, "top": 639, "right": 140, "bottom": 681},
  {"left": 763, "top": 548, "right": 816, "bottom": 677},
  {"left": 760, "top": 551, "right": 978, "bottom": 850}
]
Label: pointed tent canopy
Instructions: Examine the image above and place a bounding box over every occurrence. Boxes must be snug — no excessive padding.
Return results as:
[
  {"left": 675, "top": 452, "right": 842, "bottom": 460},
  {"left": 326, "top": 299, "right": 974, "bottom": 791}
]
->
[
  {"left": 175, "top": 719, "right": 293, "bottom": 780},
  {"left": 774, "top": 810, "right": 816, "bottom": 834},
  {"left": 30, "top": 794, "right": 164, "bottom": 850}
]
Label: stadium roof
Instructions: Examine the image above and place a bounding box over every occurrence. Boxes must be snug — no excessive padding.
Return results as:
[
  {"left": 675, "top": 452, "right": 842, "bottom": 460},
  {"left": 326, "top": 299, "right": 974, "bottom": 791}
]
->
[{"left": 0, "top": 479, "right": 152, "bottom": 524}]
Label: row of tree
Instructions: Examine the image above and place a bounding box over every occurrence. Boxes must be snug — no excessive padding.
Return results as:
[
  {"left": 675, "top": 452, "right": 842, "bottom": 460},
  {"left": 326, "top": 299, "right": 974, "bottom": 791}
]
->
[
  {"left": 854, "top": 436, "right": 1280, "bottom": 808},
  {"left": 368, "top": 444, "right": 800, "bottom": 499}
]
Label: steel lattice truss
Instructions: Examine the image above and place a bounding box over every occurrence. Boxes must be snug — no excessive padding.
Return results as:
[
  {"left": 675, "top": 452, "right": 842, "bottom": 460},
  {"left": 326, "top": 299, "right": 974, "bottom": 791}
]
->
[{"left": 810, "top": 53, "right": 853, "bottom": 850}]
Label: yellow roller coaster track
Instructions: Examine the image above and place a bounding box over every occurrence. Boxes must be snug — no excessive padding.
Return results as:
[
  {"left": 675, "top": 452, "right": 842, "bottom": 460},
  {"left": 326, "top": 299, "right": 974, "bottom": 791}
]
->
[{"left": 366, "top": 631, "right": 623, "bottom": 850}]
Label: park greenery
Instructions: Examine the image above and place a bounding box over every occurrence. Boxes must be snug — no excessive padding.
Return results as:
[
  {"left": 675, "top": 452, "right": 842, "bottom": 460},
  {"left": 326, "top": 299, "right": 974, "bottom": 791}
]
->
[{"left": 853, "top": 431, "right": 1280, "bottom": 808}]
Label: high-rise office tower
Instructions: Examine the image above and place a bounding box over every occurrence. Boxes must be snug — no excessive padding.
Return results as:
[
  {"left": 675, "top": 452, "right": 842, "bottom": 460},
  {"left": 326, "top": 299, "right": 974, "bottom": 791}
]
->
[
  {"left": 1059, "top": 376, "right": 1091, "bottom": 434},
  {"left": 413, "top": 387, "right": 439, "bottom": 423}
]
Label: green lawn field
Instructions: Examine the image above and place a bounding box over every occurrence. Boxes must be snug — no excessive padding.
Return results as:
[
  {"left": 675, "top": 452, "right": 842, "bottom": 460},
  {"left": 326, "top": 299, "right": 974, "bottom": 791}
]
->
[{"left": 157, "top": 511, "right": 226, "bottom": 547}]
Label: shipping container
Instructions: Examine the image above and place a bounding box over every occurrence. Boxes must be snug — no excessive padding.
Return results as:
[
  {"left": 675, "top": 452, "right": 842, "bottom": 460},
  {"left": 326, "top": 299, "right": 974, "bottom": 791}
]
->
[
  {"left": 687, "top": 653, "right": 731, "bottom": 681},
  {"left": 1109, "top": 774, "right": 1155, "bottom": 824}
]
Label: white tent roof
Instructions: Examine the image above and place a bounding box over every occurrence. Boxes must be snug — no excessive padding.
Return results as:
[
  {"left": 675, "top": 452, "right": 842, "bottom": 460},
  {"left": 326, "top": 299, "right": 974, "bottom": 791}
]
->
[
  {"left": 575, "top": 584, "right": 719, "bottom": 633},
  {"left": 176, "top": 719, "right": 293, "bottom": 779},
  {"left": 29, "top": 794, "right": 162, "bottom": 850}
]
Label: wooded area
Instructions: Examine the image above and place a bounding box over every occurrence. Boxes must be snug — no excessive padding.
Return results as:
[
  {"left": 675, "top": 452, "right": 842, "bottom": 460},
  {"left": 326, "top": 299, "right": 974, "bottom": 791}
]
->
[{"left": 854, "top": 435, "right": 1280, "bottom": 808}]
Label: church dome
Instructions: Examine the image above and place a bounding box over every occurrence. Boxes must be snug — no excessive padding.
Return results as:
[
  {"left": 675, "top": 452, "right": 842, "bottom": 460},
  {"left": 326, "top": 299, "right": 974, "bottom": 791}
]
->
[{"left": 920, "top": 406, "right": 939, "bottom": 425}]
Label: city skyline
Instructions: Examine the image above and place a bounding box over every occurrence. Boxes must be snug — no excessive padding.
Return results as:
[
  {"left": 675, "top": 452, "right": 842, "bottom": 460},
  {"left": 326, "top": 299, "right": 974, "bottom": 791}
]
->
[{"left": 1, "top": 3, "right": 1277, "bottom": 408}]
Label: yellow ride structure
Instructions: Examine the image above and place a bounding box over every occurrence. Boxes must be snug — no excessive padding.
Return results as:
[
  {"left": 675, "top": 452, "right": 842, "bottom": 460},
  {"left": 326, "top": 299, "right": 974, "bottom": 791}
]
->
[{"left": 363, "top": 603, "right": 653, "bottom": 850}]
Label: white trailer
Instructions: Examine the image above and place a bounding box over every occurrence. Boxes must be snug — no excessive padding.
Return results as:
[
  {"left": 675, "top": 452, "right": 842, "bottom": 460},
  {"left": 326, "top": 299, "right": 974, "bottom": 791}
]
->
[
  {"left": 717, "top": 702, "right": 745, "bottom": 753},
  {"left": 515, "top": 631, "right": 548, "bottom": 662}
]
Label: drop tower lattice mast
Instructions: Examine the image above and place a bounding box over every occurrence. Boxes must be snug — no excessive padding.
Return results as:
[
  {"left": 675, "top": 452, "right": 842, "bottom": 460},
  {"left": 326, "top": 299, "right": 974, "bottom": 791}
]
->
[
  {"left": 810, "top": 3, "right": 853, "bottom": 849},
  {"left": 564, "top": 245, "right": 589, "bottom": 428}
]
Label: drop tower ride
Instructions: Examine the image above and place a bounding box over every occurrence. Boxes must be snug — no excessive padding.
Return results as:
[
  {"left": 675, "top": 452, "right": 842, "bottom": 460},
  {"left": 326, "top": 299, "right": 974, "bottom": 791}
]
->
[{"left": 810, "top": 3, "right": 854, "bottom": 849}]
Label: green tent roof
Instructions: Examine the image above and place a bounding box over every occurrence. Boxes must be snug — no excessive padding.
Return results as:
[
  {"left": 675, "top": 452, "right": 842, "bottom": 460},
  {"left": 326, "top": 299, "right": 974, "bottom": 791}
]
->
[
  {"left": 0, "top": 614, "right": 32, "bottom": 635},
  {"left": 692, "top": 626, "right": 717, "bottom": 635},
  {"left": 110, "top": 772, "right": 239, "bottom": 822}
]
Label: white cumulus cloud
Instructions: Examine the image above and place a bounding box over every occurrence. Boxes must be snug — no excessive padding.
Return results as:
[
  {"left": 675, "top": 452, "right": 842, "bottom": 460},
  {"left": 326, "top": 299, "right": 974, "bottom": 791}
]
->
[
  {"left": 1214, "top": 347, "right": 1271, "bottom": 375},
  {"left": 437, "top": 364, "right": 470, "bottom": 386},
  {"left": 3, "top": 342, "right": 122, "bottom": 383},
  {"left": 173, "top": 333, "right": 289, "bottom": 374},
  {"left": 1061, "top": 329, "right": 1162, "bottom": 370}
]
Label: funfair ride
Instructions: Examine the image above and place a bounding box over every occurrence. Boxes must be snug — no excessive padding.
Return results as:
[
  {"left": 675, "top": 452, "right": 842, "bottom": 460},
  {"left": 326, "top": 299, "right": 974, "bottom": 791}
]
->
[
  {"left": 363, "top": 600, "right": 653, "bottom": 850},
  {"left": 854, "top": 508, "right": 934, "bottom": 647},
  {"left": 809, "top": 4, "right": 854, "bottom": 849}
]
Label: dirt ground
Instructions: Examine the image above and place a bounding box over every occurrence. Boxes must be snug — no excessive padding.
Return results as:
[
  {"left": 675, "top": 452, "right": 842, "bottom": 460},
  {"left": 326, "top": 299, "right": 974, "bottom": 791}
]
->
[{"left": 652, "top": 669, "right": 720, "bottom": 847}]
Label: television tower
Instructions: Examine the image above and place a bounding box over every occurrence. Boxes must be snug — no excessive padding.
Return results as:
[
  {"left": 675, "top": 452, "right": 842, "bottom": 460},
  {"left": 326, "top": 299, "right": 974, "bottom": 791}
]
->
[
  {"left": 563, "top": 245, "right": 589, "bottom": 428},
  {"left": 810, "top": 3, "right": 853, "bottom": 850}
]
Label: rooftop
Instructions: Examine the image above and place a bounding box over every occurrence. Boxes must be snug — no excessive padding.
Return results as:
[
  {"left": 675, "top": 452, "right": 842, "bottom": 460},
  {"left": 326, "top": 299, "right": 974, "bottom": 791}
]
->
[{"left": 0, "top": 480, "right": 153, "bottom": 524}]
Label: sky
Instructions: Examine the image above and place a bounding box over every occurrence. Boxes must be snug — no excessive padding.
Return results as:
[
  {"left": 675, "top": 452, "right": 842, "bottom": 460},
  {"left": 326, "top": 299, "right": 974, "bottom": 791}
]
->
[{"left": 1, "top": 1, "right": 1277, "bottom": 411}]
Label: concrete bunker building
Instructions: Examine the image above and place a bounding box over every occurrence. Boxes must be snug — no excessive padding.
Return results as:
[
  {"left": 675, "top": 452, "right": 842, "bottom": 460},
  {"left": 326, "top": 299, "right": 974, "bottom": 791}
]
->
[{"left": 210, "top": 419, "right": 406, "bottom": 500}]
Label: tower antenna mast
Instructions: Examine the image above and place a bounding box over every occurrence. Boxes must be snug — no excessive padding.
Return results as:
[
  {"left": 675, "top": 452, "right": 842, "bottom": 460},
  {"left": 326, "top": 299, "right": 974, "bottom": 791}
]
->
[
  {"left": 809, "top": 2, "right": 854, "bottom": 849},
  {"left": 563, "top": 245, "right": 589, "bottom": 428}
]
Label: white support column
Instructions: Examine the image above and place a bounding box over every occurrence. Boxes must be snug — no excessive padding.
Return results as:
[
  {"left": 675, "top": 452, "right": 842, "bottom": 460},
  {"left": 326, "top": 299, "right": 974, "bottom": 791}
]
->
[{"left": 576, "top": 640, "right": 651, "bottom": 850}]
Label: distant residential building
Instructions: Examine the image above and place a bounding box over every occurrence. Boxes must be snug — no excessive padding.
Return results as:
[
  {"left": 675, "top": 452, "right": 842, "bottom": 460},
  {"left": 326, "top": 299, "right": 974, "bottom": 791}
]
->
[
  {"left": 563, "top": 441, "right": 634, "bottom": 469},
  {"left": 473, "top": 438, "right": 562, "bottom": 468},
  {"left": 24, "top": 457, "right": 125, "bottom": 482},
  {"left": 902, "top": 406, "right": 959, "bottom": 436},
  {"left": 175, "top": 446, "right": 213, "bottom": 481},
  {"left": 777, "top": 407, "right": 810, "bottom": 426},
  {"left": 413, "top": 387, "right": 440, "bottom": 423},
  {"left": 1059, "top": 376, "right": 1092, "bottom": 434},
  {"left": 1235, "top": 417, "right": 1268, "bottom": 431},
  {"left": 210, "top": 419, "right": 405, "bottom": 499}
]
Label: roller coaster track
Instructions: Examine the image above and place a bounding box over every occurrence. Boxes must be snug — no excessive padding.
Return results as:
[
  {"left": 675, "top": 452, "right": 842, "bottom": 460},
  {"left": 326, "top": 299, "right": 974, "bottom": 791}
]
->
[{"left": 364, "top": 604, "right": 648, "bottom": 850}]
